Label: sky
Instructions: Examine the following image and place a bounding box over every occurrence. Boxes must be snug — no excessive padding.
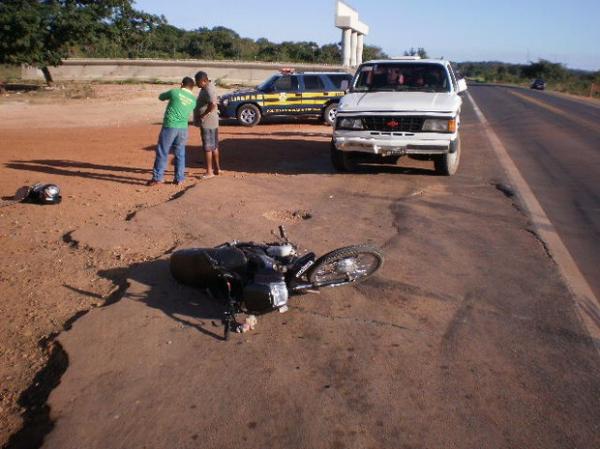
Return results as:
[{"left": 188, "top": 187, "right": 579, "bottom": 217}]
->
[{"left": 134, "top": 0, "right": 600, "bottom": 71}]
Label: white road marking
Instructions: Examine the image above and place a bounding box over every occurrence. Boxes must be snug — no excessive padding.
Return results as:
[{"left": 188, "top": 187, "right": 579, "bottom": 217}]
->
[{"left": 467, "top": 91, "right": 600, "bottom": 354}]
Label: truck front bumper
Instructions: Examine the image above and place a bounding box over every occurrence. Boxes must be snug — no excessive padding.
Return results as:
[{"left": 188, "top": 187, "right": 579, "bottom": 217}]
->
[{"left": 333, "top": 133, "right": 456, "bottom": 156}]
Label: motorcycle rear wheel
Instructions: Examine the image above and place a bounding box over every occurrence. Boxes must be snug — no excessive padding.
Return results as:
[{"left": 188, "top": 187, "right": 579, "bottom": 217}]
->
[{"left": 307, "top": 244, "right": 384, "bottom": 287}]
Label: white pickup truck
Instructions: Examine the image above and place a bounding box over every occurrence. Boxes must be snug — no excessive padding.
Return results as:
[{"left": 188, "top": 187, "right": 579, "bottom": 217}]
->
[{"left": 331, "top": 57, "right": 467, "bottom": 175}]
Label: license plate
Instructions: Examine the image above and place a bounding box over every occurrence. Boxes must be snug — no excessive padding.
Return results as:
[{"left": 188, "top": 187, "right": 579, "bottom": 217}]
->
[{"left": 381, "top": 148, "right": 406, "bottom": 156}]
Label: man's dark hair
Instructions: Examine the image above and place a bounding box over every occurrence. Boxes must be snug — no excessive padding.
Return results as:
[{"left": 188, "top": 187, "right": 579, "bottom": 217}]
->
[
  {"left": 181, "top": 76, "right": 195, "bottom": 88},
  {"left": 194, "top": 71, "right": 208, "bottom": 82}
]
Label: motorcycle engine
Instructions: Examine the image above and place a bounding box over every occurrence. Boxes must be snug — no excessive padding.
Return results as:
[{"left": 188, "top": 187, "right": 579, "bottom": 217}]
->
[{"left": 243, "top": 254, "right": 289, "bottom": 313}]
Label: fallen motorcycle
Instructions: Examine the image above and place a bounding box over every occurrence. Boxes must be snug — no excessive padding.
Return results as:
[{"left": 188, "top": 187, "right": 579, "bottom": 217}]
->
[{"left": 170, "top": 226, "right": 384, "bottom": 340}]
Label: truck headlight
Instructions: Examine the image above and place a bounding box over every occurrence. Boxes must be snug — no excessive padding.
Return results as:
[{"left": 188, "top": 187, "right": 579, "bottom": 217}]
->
[
  {"left": 221, "top": 98, "right": 230, "bottom": 107},
  {"left": 336, "top": 117, "right": 364, "bottom": 130},
  {"left": 422, "top": 118, "right": 456, "bottom": 132}
]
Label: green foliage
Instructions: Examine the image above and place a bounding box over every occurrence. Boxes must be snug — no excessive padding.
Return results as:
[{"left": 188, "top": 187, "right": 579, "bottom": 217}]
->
[
  {"left": 318, "top": 44, "right": 342, "bottom": 64},
  {"left": 0, "top": 64, "right": 22, "bottom": 81},
  {"left": 0, "top": 1, "right": 152, "bottom": 81},
  {"left": 521, "top": 59, "right": 569, "bottom": 81},
  {"left": 457, "top": 60, "right": 600, "bottom": 97},
  {"left": 3, "top": 4, "right": 594, "bottom": 97},
  {"left": 0, "top": 1, "right": 387, "bottom": 72},
  {"left": 403, "top": 47, "right": 428, "bottom": 58},
  {"left": 363, "top": 45, "right": 388, "bottom": 61}
]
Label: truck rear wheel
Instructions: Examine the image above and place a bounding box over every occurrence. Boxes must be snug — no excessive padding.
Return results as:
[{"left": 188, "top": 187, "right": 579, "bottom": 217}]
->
[{"left": 434, "top": 136, "right": 461, "bottom": 176}]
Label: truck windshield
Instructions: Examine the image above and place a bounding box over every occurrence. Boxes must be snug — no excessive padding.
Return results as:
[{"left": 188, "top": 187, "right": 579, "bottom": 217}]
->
[{"left": 352, "top": 63, "right": 450, "bottom": 93}]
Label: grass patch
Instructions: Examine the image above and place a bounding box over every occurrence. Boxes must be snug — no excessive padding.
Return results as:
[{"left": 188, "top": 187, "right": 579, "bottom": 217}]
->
[
  {"left": 64, "top": 83, "right": 96, "bottom": 99},
  {"left": 0, "top": 82, "right": 97, "bottom": 103},
  {"left": 0, "top": 64, "right": 21, "bottom": 81}
]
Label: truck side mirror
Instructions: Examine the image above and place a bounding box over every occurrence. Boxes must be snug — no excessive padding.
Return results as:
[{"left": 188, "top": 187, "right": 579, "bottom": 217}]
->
[
  {"left": 340, "top": 80, "right": 349, "bottom": 92},
  {"left": 457, "top": 78, "right": 468, "bottom": 93}
]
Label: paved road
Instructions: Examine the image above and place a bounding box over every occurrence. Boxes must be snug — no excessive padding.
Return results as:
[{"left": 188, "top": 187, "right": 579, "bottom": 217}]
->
[{"left": 468, "top": 85, "right": 600, "bottom": 299}]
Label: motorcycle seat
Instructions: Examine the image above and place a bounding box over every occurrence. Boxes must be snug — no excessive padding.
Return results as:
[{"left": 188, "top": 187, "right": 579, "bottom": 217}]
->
[{"left": 170, "top": 247, "right": 248, "bottom": 287}]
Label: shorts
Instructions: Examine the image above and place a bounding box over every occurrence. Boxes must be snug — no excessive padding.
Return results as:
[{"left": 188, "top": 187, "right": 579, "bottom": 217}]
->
[{"left": 201, "top": 128, "right": 219, "bottom": 152}]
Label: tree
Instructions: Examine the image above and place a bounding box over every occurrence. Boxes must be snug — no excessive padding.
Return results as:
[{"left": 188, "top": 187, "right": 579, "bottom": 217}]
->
[
  {"left": 318, "top": 44, "right": 342, "bottom": 65},
  {"left": 522, "top": 59, "right": 568, "bottom": 81},
  {"left": 0, "top": 0, "right": 141, "bottom": 84},
  {"left": 363, "top": 45, "right": 388, "bottom": 61},
  {"left": 403, "top": 47, "right": 428, "bottom": 58},
  {"left": 146, "top": 24, "right": 186, "bottom": 58},
  {"left": 107, "top": 4, "right": 166, "bottom": 58}
]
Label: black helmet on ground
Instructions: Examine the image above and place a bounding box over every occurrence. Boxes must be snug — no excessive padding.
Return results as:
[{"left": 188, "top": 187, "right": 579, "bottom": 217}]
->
[{"left": 26, "top": 183, "right": 62, "bottom": 204}]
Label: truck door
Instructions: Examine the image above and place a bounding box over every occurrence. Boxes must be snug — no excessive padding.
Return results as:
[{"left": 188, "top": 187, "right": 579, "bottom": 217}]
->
[
  {"left": 301, "top": 75, "right": 328, "bottom": 114},
  {"left": 263, "top": 75, "right": 301, "bottom": 115}
]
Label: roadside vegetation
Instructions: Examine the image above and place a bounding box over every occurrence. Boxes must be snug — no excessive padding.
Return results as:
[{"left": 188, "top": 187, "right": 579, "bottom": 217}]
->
[
  {"left": 457, "top": 60, "right": 600, "bottom": 98},
  {"left": 1, "top": 1, "right": 597, "bottom": 98},
  {"left": 0, "top": 64, "right": 21, "bottom": 82},
  {"left": 0, "top": 0, "right": 386, "bottom": 85}
]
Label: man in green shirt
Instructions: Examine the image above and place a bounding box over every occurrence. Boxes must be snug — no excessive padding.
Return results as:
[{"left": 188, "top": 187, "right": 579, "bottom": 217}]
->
[{"left": 148, "top": 77, "right": 197, "bottom": 186}]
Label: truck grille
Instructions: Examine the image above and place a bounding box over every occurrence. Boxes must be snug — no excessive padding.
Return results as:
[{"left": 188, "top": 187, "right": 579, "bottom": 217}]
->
[{"left": 362, "top": 116, "right": 425, "bottom": 132}]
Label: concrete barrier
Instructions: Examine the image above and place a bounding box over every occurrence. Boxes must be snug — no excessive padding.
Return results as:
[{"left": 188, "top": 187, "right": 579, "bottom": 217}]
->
[{"left": 21, "top": 58, "right": 351, "bottom": 85}]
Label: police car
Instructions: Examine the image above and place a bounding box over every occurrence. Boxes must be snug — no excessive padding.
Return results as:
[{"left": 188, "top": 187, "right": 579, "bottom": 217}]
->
[{"left": 218, "top": 70, "right": 352, "bottom": 126}]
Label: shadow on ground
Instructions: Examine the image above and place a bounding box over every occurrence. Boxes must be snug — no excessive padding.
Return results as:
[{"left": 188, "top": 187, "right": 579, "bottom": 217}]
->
[
  {"left": 4, "top": 343, "right": 68, "bottom": 449},
  {"left": 4, "top": 160, "right": 151, "bottom": 186},
  {"left": 5, "top": 256, "right": 226, "bottom": 449},
  {"left": 8, "top": 135, "right": 439, "bottom": 181},
  {"left": 97, "top": 259, "right": 227, "bottom": 341}
]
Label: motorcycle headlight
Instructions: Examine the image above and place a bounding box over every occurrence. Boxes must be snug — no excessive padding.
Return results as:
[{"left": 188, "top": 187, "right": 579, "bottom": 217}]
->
[
  {"left": 422, "top": 118, "right": 456, "bottom": 133},
  {"left": 336, "top": 117, "right": 364, "bottom": 130}
]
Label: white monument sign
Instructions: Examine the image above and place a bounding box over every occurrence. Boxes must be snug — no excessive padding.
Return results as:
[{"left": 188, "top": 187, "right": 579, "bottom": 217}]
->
[{"left": 335, "top": 1, "right": 369, "bottom": 67}]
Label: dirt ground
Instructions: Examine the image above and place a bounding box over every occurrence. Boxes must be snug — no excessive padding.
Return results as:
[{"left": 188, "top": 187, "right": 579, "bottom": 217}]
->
[
  {"left": 1, "top": 84, "right": 599, "bottom": 449},
  {"left": 0, "top": 83, "right": 236, "bottom": 445},
  {"left": 0, "top": 83, "right": 370, "bottom": 447}
]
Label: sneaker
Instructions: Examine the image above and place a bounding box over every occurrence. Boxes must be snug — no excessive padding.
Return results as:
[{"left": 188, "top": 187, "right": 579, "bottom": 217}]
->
[
  {"left": 174, "top": 179, "right": 185, "bottom": 186},
  {"left": 146, "top": 179, "right": 162, "bottom": 186}
]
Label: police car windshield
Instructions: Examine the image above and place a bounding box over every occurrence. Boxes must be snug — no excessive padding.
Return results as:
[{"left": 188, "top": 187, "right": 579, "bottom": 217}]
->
[
  {"left": 352, "top": 63, "right": 450, "bottom": 93},
  {"left": 257, "top": 75, "right": 278, "bottom": 91}
]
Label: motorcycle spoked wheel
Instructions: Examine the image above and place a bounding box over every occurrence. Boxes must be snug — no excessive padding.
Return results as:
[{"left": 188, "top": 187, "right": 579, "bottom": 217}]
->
[{"left": 307, "top": 244, "right": 384, "bottom": 287}]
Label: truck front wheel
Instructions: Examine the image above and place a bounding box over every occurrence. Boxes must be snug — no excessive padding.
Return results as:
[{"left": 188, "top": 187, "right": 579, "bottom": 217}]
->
[
  {"left": 434, "top": 136, "right": 461, "bottom": 176},
  {"left": 330, "top": 140, "right": 355, "bottom": 172},
  {"left": 323, "top": 103, "right": 338, "bottom": 126},
  {"left": 236, "top": 103, "right": 261, "bottom": 127}
]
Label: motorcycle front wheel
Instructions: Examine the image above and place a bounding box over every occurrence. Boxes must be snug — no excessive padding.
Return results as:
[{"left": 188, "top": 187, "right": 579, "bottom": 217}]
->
[{"left": 307, "top": 244, "right": 384, "bottom": 288}]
